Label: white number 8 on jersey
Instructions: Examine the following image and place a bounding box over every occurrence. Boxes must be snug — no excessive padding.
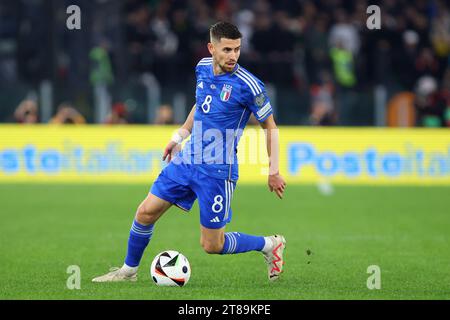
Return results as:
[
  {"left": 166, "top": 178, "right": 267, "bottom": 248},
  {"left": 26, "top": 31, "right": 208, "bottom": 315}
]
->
[{"left": 201, "top": 95, "right": 212, "bottom": 113}]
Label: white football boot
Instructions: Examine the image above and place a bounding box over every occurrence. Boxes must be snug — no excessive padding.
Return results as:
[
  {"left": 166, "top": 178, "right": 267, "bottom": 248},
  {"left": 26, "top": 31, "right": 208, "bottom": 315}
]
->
[
  {"left": 92, "top": 267, "right": 137, "bottom": 283},
  {"left": 262, "top": 235, "right": 286, "bottom": 281}
]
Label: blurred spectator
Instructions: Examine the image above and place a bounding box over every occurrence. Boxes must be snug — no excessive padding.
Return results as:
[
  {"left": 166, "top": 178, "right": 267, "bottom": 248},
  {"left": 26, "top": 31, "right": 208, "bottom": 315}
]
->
[
  {"left": 328, "top": 9, "right": 360, "bottom": 56},
  {"left": 154, "top": 104, "right": 174, "bottom": 125},
  {"left": 105, "top": 102, "right": 129, "bottom": 124},
  {"left": 303, "top": 12, "right": 331, "bottom": 85},
  {"left": 430, "top": 2, "right": 450, "bottom": 60},
  {"left": 50, "top": 103, "right": 86, "bottom": 124},
  {"left": 250, "top": 11, "right": 273, "bottom": 59},
  {"left": 309, "top": 71, "right": 336, "bottom": 126},
  {"left": 89, "top": 41, "right": 114, "bottom": 86},
  {"left": 441, "top": 68, "right": 450, "bottom": 127},
  {"left": 250, "top": 9, "right": 295, "bottom": 85},
  {"left": 14, "top": 99, "right": 38, "bottom": 124},
  {"left": 151, "top": 2, "right": 179, "bottom": 85},
  {"left": 395, "top": 30, "right": 420, "bottom": 90},
  {"left": 414, "top": 76, "right": 447, "bottom": 127},
  {"left": 0, "top": 1, "right": 19, "bottom": 84},
  {"left": 151, "top": 6, "right": 178, "bottom": 58},
  {"left": 233, "top": 7, "right": 254, "bottom": 55},
  {"left": 330, "top": 41, "right": 356, "bottom": 89},
  {"left": 415, "top": 47, "right": 441, "bottom": 79},
  {"left": 125, "top": 2, "right": 155, "bottom": 74},
  {"left": 15, "top": 0, "right": 51, "bottom": 83},
  {"left": 171, "top": 7, "right": 195, "bottom": 80}
]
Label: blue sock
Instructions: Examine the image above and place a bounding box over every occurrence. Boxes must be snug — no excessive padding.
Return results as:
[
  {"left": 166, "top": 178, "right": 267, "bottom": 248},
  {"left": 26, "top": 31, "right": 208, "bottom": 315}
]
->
[
  {"left": 124, "top": 220, "right": 154, "bottom": 267},
  {"left": 221, "top": 232, "right": 265, "bottom": 254}
]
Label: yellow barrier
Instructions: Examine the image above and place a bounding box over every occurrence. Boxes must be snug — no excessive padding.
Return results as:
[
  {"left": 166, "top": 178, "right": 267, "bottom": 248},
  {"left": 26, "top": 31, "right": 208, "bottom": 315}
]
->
[{"left": 0, "top": 125, "right": 449, "bottom": 185}]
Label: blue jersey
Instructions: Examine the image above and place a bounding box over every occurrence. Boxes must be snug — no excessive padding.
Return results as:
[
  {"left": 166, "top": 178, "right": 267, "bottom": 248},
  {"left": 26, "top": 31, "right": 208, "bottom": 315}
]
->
[{"left": 175, "top": 57, "right": 273, "bottom": 181}]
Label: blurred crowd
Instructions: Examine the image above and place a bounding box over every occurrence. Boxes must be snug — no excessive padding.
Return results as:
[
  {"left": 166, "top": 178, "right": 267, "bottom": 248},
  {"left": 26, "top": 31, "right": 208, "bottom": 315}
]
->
[
  {"left": 1, "top": 0, "right": 449, "bottom": 127},
  {"left": 13, "top": 98, "right": 176, "bottom": 125}
]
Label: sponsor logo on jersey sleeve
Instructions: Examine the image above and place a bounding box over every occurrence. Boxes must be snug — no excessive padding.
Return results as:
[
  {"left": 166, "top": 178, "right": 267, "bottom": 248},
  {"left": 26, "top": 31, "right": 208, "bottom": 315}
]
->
[{"left": 254, "top": 93, "right": 265, "bottom": 107}]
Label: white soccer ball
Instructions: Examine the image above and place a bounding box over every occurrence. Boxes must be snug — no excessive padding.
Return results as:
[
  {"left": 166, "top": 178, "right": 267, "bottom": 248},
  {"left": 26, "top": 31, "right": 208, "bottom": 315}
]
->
[{"left": 150, "top": 250, "right": 191, "bottom": 287}]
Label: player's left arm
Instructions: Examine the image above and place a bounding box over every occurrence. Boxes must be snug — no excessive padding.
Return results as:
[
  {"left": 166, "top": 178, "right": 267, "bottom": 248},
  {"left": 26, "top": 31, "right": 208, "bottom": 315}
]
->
[{"left": 260, "top": 115, "right": 286, "bottom": 199}]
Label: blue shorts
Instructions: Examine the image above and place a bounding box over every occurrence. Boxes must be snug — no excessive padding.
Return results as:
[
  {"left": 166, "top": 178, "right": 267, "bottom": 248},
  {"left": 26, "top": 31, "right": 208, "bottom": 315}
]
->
[{"left": 150, "top": 162, "right": 236, "bottom": 229}]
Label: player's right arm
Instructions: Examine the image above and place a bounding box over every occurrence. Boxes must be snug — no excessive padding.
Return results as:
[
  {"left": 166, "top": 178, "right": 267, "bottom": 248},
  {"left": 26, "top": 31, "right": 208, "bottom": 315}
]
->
[
  {"left": 180, "top": 103, "right": 196, "bottom": 133},
  {"left": 162, "top": 104, "right": 196, "bottom": 162}
]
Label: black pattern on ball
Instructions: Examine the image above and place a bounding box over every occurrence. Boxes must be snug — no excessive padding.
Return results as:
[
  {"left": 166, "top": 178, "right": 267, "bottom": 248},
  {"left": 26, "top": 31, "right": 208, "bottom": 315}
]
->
[
  {"left": 182, "top": 266, "right": 188, "bottom": 273},
  {"left": 152, "top": 276, "right": 157, "bottom": 283}
]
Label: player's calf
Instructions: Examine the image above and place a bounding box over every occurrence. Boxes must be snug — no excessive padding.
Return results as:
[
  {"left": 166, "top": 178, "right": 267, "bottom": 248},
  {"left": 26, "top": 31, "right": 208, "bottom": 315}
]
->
[
  {"left": 200, "top": 226, "right": 225, "bottom": 254},
  {"left": 93, "top": 194, "right": 172, "bottom": 283},
  {"left": 200, "top": 239, "right": 224, "bottom": 254}
]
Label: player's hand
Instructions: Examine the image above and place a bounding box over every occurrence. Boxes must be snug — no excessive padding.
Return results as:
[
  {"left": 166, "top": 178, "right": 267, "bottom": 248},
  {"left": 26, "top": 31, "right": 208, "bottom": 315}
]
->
[
  {"left": 268, "top": 172, "right": 286, "bottom": 199},
  {"left": 162, "top": 141, "right": 181, "bottom": 163}
]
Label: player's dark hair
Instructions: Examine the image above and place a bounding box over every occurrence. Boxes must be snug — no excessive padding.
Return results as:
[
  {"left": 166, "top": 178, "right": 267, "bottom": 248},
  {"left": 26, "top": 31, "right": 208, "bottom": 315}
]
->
[{"left": 210, "top": 21, "right": 242, "bottom": 42}]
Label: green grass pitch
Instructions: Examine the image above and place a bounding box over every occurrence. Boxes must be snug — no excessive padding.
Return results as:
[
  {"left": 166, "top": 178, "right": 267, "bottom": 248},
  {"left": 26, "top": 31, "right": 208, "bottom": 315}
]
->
[{"left": 0, "top": 183, "right": 449, "bottom": 300}]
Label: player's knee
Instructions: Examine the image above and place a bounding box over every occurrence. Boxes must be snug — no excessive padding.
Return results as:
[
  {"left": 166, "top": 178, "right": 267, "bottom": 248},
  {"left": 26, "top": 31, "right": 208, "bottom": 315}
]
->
[
  {"left": 201, "top": 239, "right": 224, "bottom": 254},
  {"left": 136, "top": 202, "right": 161, "bottom": 224}
]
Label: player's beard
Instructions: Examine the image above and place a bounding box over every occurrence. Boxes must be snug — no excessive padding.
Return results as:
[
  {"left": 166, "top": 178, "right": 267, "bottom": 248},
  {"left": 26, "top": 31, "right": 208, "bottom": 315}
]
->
[{"left": 220, "top": 62, "right": 234, "bottom": 73}]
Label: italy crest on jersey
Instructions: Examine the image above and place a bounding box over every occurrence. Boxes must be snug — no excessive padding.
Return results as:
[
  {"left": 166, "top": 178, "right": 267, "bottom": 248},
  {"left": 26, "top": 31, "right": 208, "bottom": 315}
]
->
[{"left": 220, "top": 84, "right": 232, "bottom": 102}]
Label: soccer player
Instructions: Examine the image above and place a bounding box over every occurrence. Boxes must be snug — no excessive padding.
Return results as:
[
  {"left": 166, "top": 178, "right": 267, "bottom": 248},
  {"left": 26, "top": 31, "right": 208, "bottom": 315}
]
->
[{"left": 92, "top": 21, "right": 287, "bottom": 283}]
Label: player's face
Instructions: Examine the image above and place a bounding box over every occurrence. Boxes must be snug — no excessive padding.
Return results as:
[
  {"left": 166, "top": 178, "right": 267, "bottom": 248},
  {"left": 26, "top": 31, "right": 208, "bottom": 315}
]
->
[{"left": 209, "top": 38, "right": 241, "bottom": 73}]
